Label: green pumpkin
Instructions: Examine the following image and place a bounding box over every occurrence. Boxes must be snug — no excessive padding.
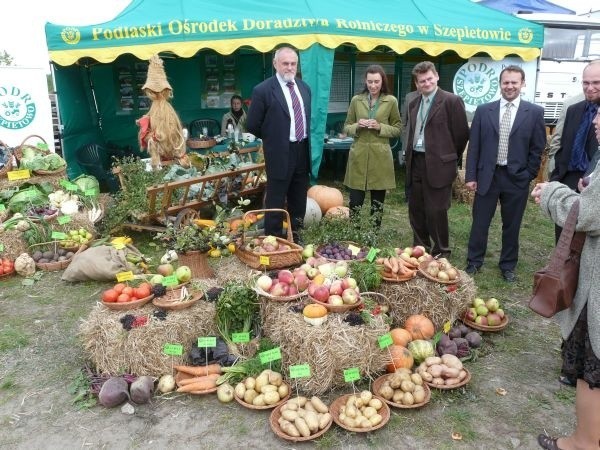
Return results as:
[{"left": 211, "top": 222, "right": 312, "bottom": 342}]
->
[{"left": 408, "top": 339, "right": 435, "bottom": 364}]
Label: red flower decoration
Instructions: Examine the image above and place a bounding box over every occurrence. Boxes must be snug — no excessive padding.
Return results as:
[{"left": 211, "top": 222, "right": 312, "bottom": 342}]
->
[{"left": 445, "top": 284, "right": 457, "bottom": 293}]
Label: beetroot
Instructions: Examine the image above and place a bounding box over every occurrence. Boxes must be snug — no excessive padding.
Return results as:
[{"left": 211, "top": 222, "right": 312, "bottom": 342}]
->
[
  {"left": 453, "top": 338, "right": 470, "bottom": 358},
  {"left": 437, "top": 338, "right": 457, "bottom": 356},
  {"left": 465, "top": 331, "right": 482, "bottom": 348},
  {"left": 458, "top": 324, "right": 471, "bottom": 336},
  {"left": 448, "top": 327, "right": 462, "bottom": 339},
  {"left": 98, "top": 377, "right": 130, "bottom": 408},
  {"left": 130, "top": 376, "right": 154, "bottom": 404}
]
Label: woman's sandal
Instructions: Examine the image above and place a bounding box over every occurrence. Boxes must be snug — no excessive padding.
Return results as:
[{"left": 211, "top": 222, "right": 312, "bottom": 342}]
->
[{"left": 537, "top": 434, "right": 563, "bottom": 450}]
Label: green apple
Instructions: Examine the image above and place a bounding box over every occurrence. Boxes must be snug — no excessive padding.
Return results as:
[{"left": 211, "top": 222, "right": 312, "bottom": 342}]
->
[{"left": 175, "top": 265, "right": 192, "bottom": 283}]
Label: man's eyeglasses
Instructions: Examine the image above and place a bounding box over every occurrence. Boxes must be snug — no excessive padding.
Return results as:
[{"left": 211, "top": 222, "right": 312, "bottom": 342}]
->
[{"left": 582, "top": 80, "right": 600, "bottom": 88}]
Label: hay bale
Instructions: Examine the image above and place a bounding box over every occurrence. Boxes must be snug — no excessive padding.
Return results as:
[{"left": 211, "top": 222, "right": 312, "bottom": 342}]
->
[
  {"left": 0, "top": 230, "right": 28, "bottom": 260},
  {"left": 261, "top": 300, "right": 389, "bottom": 396},
  {"left": 0, "top": 172, "right": 66, "bottom": 190},
  {"left": 378, "top": 273, "right": 476, "bottom": 329},
  {"left": 79, "top": 300, "right": 218, "bottom": 376}
]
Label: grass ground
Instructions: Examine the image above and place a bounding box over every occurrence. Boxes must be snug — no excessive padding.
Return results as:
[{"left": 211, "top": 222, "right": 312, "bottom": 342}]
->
[{"left": 0, "top": 166, "right": 576, "bottom": 449}]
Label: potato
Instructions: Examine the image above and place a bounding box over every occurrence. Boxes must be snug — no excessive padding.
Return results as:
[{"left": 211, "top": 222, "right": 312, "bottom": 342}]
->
[
  {"left": 264, "top": 391, "right": 281, "bottom": 405},
  {"left": 318, "top": 412, "right": 331, "bottom": 430},
  {"left": 354, "top": 397, "right": 364, "bottom": 409},
  {"left": 432, "top": 377, "right": 445, "bottom": 386},
  {"left": 278, "top": 383, "right": 289, "bottom": 398},
  {"left": 342, "top": 416, "right": 357, "bottom": 428},
  {"left": 425, "top": 356, "right": 442, "bottom": 367},
  {"left": 304, "top": 410, "right": 319, "bottom": 432},
  {"left": 268, "top": 371, "right": 283, "bottom": 387},
  {"left": 441, "top": 354, "right": 463, "bottom": 370},
  {"left": 296, "top": 407, "right": 306, "bottom": 418},
  {"left": 303, "top": 401, "right": 316, "bottom": 412},
  {"left": 345, "top": 395, "right": 356, "bottom": 408},
  {"left": 244, "top": 377, "right": 256, "bottom": 391},
  {"left": 282, "top": 409, "right": 298, "bottom": 421},
  {"left": 442, "top": 367, "right": 460, "bottom": 379},
  {"left": 445, "top": 377, "right": 460, "bottom": 386},
  {"left": 395, "top": 367, "right": 412, "bottom": 375},
  {"left": 287, "top": 396, "right": 307, "bottom": 407},
  {"left": 400, "top": 380, "right": 415, "bottom": 393},
  {"left": 253, "top": 394, "right": 267, "bottom": 406},
  {"left": 413, "top": 388, "right": 426, "bottom": 404},
  {"left": 368, "top": 398, "right": 383, "bottom": 410},
  {"left": 369, "top": 414, "right": 383, "bottom": 426},
  {"left": 401, "top": 392, "right": 415, "bottom": 406},
  {"left": 243, "top": 389, "right": 258, "bottom": 404},
  {"left": 294, "top": 417, "right": 311, "bottom": 437},
  {"left": 310, "top": 396, "right": 329, "bottom": 414},
  {"left": 458, "top": 369, "right": 468, "bottom": 381},
  {"left": 411, "top": 373, "right": 423, "bottom": 386},
  {"left": 392, "top": 390, "right": 404, "bottom": 403},
  {"left": 345, "top": 404, "right": 358, "bottom": 419},
  {"left": 427, "top": 364, "right": 443, "bottom": 378},
  {"left": 285, "top": 401, "right": 298, "bottom": 411},
  {"left": 360, "top": 390, "right": 373, "bottom": 404},
  {"left": 389, "top": 374, "right": 402, "bottom": 389},
  {"left": 362, "top": 406, "right": 377, "bottom": 419},
  {"left": 234, "top": 382, "right": 246, "bottom": 399},
  {"left": 280, "top": 420, "right": 300, "bottom": 437},
  {"left": 359, "top": 417, "right": 372, "bottom": 428},
  {"left": 379, "top": 384, "right": 394, "bottom": 400},
  {"left": 421, "top": 371, "right": 433, "bottom": 382},
  {"left": 254, "top": 373, "right": 269, "bottom": 393}
]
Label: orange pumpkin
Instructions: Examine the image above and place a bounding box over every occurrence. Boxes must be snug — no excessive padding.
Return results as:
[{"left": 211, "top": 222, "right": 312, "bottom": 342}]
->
[
  {"left": 404, "top": 314, "right": 435, "bottom": 340},
  {"left": 386, "top": 345, "right": 414, "bottom": 373},
  {"left": 390, "top": 328, "right": 413, "bottom": 347},
  {"left": 325, "top": 206, "right": 350, "bottom": 218},
  {"left": 307, "top": 185, "right": 344, "bottom": 214},
  {"left": 303, "top": 304, "right": 328, "bottom": 318}
]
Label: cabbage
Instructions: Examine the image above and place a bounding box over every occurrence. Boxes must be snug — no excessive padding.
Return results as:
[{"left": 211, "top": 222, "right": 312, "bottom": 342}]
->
[
  {"left": 43, "top": 153, "right": 66, "bottom": 170},
  {"left": 73, "top": 174, "right": 100, "bottom": 196},
  {"left": 8, "top": 186, "right": 48, "bottom": 213}
]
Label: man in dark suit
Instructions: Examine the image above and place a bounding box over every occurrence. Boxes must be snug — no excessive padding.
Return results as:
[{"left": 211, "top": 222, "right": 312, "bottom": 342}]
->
[
  {"left": 550, "top": 60, "right": 600, "bottom": 241},
  {"left": 246, "top": 47, "right": 311, "bottom": 242},
  {"left": 405, "top": 61, "right": 469, "bottom": 257},
  {"left": 465, "top": 65, "right": 546, "bottom": 282}
]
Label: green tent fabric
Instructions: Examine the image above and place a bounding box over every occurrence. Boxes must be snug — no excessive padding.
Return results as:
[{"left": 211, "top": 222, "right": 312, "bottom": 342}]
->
[{"left": 45, "top": 0, "right": 544, "bottom": 179}]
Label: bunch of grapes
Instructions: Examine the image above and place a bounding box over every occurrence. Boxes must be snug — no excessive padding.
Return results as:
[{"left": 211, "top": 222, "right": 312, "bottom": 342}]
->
[{"left": 319, "top": 242, "right": 367, "bottom": 261}]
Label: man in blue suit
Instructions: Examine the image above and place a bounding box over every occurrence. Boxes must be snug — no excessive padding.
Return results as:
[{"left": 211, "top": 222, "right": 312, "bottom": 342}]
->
[
  {"left": 247, "top": 47, "right": 311, "bottom": 242},
  {"left": 464, "top": 65, "right": 546, "bottom": 282}
]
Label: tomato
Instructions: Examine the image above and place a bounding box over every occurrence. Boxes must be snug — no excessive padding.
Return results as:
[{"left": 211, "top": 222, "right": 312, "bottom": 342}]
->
[
  {"left": 138, "top": 282, "right": 152, "bottom": 291},
  {"left": 122, "top": 286, "right": 134, "bottom": 296},
  {"left": 102, "top": 289, "right": 119, "bottom": 303},
  {"left": 117, "top": 293, "right": 130, "bottom": 303},
  {"left": 113, "top": 283, "right": 126, "bottom": 294}
]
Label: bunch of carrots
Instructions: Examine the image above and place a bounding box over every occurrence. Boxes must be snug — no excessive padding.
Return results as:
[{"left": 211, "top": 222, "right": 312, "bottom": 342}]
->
[
  {"left": 376, "top": 256, "right": 417, "bottom": 280},
  {"left": 174, "top": 364, "right": 222, "bottom": 393}
]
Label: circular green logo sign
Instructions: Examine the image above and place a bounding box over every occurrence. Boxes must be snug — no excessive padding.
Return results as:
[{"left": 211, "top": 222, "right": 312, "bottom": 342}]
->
[
  {"left": 453, "top": 61, "right": 500, "bottom": 109},
  {"left": 0, "top": 86, "right": 37, "bottom": 130}
]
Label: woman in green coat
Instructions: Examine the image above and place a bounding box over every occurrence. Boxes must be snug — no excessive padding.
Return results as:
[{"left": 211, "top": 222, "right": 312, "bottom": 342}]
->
[{"left": 343, "top": 65, "right": 402, "bottom": 227}]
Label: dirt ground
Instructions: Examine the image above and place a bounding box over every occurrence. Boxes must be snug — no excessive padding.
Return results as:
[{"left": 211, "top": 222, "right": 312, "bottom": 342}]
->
[{"left": 0, "top": 267, "right": 576, "bottom": 450}]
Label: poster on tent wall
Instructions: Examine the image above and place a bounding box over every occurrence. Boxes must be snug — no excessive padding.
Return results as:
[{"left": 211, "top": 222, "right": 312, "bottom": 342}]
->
[
  {"left": 452, "top": 57, "right": 537, "bottom": 118},
  {"left": 0, "top": 67, "right": 55, "bottom": 151}
]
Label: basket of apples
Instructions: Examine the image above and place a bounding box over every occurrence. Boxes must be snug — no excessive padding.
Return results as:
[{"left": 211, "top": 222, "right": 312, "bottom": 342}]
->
[
  {"left": 305, "top": 260, "right": 362, "bottom": 312},
  {"left": 462, "top": 296, "right": 508, "bottom": 332},
  {"left": 418, "top": 257, "right": 460, "bottom": 284},
  {"left": 254, "top": 268, "right": 310, "bottom": 301}
]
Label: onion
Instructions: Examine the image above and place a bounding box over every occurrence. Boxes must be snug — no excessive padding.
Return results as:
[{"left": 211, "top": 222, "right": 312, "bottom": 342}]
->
[
  {"left": 157, "top": 374, "right": 176, "bottom": 394},
  {"left": 217, "top": 383, "right": 234, "bottom": 403}
]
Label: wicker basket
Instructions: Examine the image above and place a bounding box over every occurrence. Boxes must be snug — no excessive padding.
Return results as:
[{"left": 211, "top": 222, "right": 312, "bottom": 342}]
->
[
  {"left": 372, "top": 374, "right": 431, "bottom": 409},
  {"left": 13, "top": 135, "right": 65, "bottom": 175},
  {"left": 187, "top": 138, "right": 217, "bottom": 149},
  {"left": 152, "top": 288, "right": 203, "bottom": 311},
  {"left": 269, "top": 402, "right": 332, "bottom": 441},
  {"left": 330, "top": 394, "right": 390, "bottom": 432},
  {"left": 235, "top": 209, "right": 303, "bottom": 270},
  {"left": 101, "top": 294, "right": 154, "bottom": 311},
  {"left": 178, "top": 251, "right": 215, "bottom": 279},
  {"left": 315, "top": 241, "right": 368, "bottom": 262},
  {"left": 29, "top": 241, "right": 78, "bottom": 272},
  {"left": 308, "top": 295, "right": 363, "bottom": 313},
  {"left": 234, "top": 381, "right": 291, "bottom": 410},
  {"left": 0, "top": 139, "right": 15, "bottom": 178}
]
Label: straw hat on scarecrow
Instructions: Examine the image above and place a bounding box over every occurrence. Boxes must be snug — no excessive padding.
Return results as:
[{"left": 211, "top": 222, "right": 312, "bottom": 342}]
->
[{"left": 136, "top": 55, "right": 189, "bottom": 168}]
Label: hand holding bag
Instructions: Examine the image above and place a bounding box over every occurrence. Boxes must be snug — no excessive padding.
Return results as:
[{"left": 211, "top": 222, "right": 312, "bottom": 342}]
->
[{"left": 529, "top": 200, "right": 586, "bottom": 318}]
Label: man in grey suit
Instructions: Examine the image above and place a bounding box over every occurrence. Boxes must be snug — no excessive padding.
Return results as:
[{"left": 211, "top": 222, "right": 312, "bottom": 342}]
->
[
  {"left": 465, "top": 65, "right": 546, "bottom": 282},
  {"left": 247, "top": 47, "right": 311, "bottom": 241}
]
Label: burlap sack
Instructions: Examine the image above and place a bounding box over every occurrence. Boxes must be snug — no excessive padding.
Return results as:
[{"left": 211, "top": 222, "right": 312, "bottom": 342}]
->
[{"left": 61, "top": 245, "right": 139, "bottom": 281}]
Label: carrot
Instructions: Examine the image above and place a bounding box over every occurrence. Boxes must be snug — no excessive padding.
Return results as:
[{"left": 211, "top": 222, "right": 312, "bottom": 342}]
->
[
  {"left": 383, "top": 258, "right": 393, "bottom": 273},
  {"left": 375, "top": 257, "right": 385, "bottom": 265},
  {"left": 174, "top": 364, "right": 222, "bottom": 377},
  {"left": 176, "top": 374, "right": 219, "bottom": 392},
  {"left": 178, "top": 373, "right": 220, "bottom": 386},
  {"left": 390, "top": 257, "right": 399, "bottom": 274}
]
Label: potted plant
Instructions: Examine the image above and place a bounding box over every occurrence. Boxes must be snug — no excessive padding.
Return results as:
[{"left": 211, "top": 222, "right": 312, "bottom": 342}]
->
[{"left": 155, "top": 223, "right": 214, "bottom": 278}]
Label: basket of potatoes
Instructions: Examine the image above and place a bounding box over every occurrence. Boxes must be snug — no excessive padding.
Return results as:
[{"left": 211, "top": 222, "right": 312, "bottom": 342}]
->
[
  {"left": 416, "top": 354, "right": 471, "bottom": 389},
  {"left": 372, "top": 368, "right": 431, "bottom": 408},
  {"left": 330, "top": 390, "right": 390, "bottom": 432},
  {"left": 234, "top": 369, "right": 290, "bottom": 409},
  {"left": 270, "top": 396, "right": 332, "bottom": 441}
]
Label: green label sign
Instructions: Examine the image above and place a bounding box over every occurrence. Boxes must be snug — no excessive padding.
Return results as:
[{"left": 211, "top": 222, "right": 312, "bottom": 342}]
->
[
  {"left": 161, "top": 275, "right": 178, "bottom": 286},
  {"left": 197, "top": 336, "right": 217, "bottom": 348},
  {"left": 66, "top": 183, "right": 79, "bottom": 191},
  {"left": 163, "top": 343, "right": 183, "bottom": 356},
  {"left": 378, "top": 333, "right": 393, "bottom": 349},
  {"left": 84, "top": 188, "right": 97, "bottom": 197},
  {"left": 343, "top": 367, "right": 360, "bottom": 382},
  {"left": 36, "top": 142, "right": 48, "bottom": 150},
  {"left": 289, "top": 364, "right": 311, "bottom": 379},
  {"left": 51, "top": 231, "right": 67, "bottom": 240},
  {"left": 259, "top": 347, "right": 282, "bottom": 364},
  {"left": 366, "top": 247, "right": 379, "bottom": 262},
  {"left": 57, "top": 215, "right": 72, "bottom": 225},
  {"left": 59, "top": 179, "right": 70, "bottom": 188},
  {"left": 232, "top": 332, "right": 250, "bottom": 343}
]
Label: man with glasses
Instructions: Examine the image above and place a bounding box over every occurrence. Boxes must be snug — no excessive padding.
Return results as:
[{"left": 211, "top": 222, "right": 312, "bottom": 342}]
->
[
  {"left": 405, "top": 61, "right": 469, "bottom": 258},
  {"left": 550, "top": 60, "right": 600, "bottom": 240}
]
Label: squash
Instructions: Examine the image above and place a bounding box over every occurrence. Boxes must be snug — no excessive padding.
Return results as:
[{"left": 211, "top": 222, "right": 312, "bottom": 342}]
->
[
  {"left": 303, "top": 304, "right": 328, "bottom": 326},
  {"left": 408, "top": 340, "right": 436, "bottom": 364},
  {"left": 390, "top": 328, "right": 413, "bottom": 347},
  {"left": 404, "top": 314, "right": 435, "bottom": 340},
  {"left": 325, "top": 206, "right": 350, "bottom": 218},
  {"left": 304, "top": 197, "right": 322, "bottom": 226},
  {"left": 386, "top": 345, "right": 414, "bottom": 373},
  {"left": 307, "top": 185, "right": 344, "bottom": 214}
]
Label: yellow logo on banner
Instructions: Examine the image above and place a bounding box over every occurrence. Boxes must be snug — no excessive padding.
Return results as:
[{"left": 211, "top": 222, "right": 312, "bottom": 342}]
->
[
  {"left": 61, "top": 27, "right": 81, "bottom": 45},
  {"left": 518, "top": 28, "right": 533, "bottom": 44}
]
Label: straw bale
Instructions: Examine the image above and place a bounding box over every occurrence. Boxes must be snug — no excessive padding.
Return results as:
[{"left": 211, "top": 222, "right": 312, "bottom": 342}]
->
[
  {"left": 0, "top": 173, "right": 66, "bottom": 190},
  {"left": 79, "top": 300, "right": 218, "bottom": 376},
  {"left": 0, "top": 230, "right": 28, "bottom": 260},
  {"left": 378, "top": 272, "right": 476, "bottom": 329},
  {"left": 261, "top": 299, "right": 389, "bottom": 396}
]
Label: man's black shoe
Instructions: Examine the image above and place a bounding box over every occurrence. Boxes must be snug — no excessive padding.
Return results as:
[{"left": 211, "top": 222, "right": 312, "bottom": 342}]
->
[
  {"left": 558, "top": 375, "right": 576, "bottom": 387},
  {"left": 464, "top": 264, "right": 480, "bottom": 275},
  {"left": 501, "top": 270, "right": 517, "bottom": 283}
]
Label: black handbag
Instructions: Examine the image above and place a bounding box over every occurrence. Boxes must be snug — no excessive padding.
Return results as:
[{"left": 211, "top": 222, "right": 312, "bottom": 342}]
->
[{"left": 529, "top": 200, "right": 586, "bottom": 318}]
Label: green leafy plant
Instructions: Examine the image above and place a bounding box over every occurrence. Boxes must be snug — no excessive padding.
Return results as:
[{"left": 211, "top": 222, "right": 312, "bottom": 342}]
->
[
  {"left": 68, "top": 371, "right": 97, "bottom": 410},
  {"left": 155, "top": 222, "right": 212, "bottom": 254},
  {"left": 215, "top": 281, "right": 259, "bottom": 346}
]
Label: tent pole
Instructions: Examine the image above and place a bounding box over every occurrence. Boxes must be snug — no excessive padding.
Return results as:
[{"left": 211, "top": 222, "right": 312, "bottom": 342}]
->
[{"left": 83, "top": 62, "right": 103, "bottom": 132}]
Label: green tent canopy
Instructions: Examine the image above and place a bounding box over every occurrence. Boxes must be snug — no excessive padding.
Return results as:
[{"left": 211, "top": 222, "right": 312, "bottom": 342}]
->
[{"left": 45, "top": 0, "right": 543, "bottom": 180}]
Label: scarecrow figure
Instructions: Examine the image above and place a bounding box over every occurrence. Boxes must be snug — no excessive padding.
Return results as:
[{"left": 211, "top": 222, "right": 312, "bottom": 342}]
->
[{"left": 136, "top": 55, "right": 189, "bottom": 168}]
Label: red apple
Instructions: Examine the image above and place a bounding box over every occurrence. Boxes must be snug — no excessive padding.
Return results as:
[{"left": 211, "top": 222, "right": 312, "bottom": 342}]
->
[
  {"left": 342, "top": 288, "right": 359, "bottom": 305},
  {"left": 293, "top": 268, "right": 307, "bottom": 278},
  {"left": 294, "top": 274, "right": 310, "bottom": 292},
  {"left": 329, "top": 295, "right": 344, "bottom": 306},
  {"left": 496, "top": 308, "right": 505, "bottom": 319},
  {"left": 341, "top": 277, "right": 357, "bottom": 290},
  {"left": 329, "top": 280, "right": 344, "bottom": 296},
  {"left": 277, "top": 270, "right": 294, "bottom": 285},
  {"left": 465, "top": 307, "right": 477, "bottom": 321},
  {"left": 475, "top": 315, "right": 488, "bottom": 326},
  {"left": 487, "top": 312, "right": 502, "bottom": 326},
  {"left": 411, "top": 245, "right": 425, "bottom": 257},
  {"left": 308, "top": 282, "right": 319, "bottom": 297},
  {"left": 270, "top": 282, "right": 289, "bottom": 297},
  {"left": 287, "top": 285, "right": 299, "bottom": 296},
  {"left": 312, "top": 286, "right": 330, "bottom": 303}
]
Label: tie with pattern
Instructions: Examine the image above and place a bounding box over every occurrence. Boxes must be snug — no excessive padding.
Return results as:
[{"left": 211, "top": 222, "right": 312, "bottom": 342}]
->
[
  {"left": 286, "top": 81, "right": 304, "bottom": 141},
  {"left": 497, "top": 102, "right": 513, "bottom": 165},
  {"left": 569, "top": 103, "right": 598, "bottom": 172}
]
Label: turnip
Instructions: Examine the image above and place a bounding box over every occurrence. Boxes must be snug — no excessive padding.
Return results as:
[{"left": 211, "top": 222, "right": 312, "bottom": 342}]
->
[
  {"left": 98, "top": 377, "right": 130, "bottom": 408},
  {"left": 157, "top": 374, "right": 176, "bottom": 393},
  {"left": 216, "top": 383, "right": 234, "bottom": 403}
]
